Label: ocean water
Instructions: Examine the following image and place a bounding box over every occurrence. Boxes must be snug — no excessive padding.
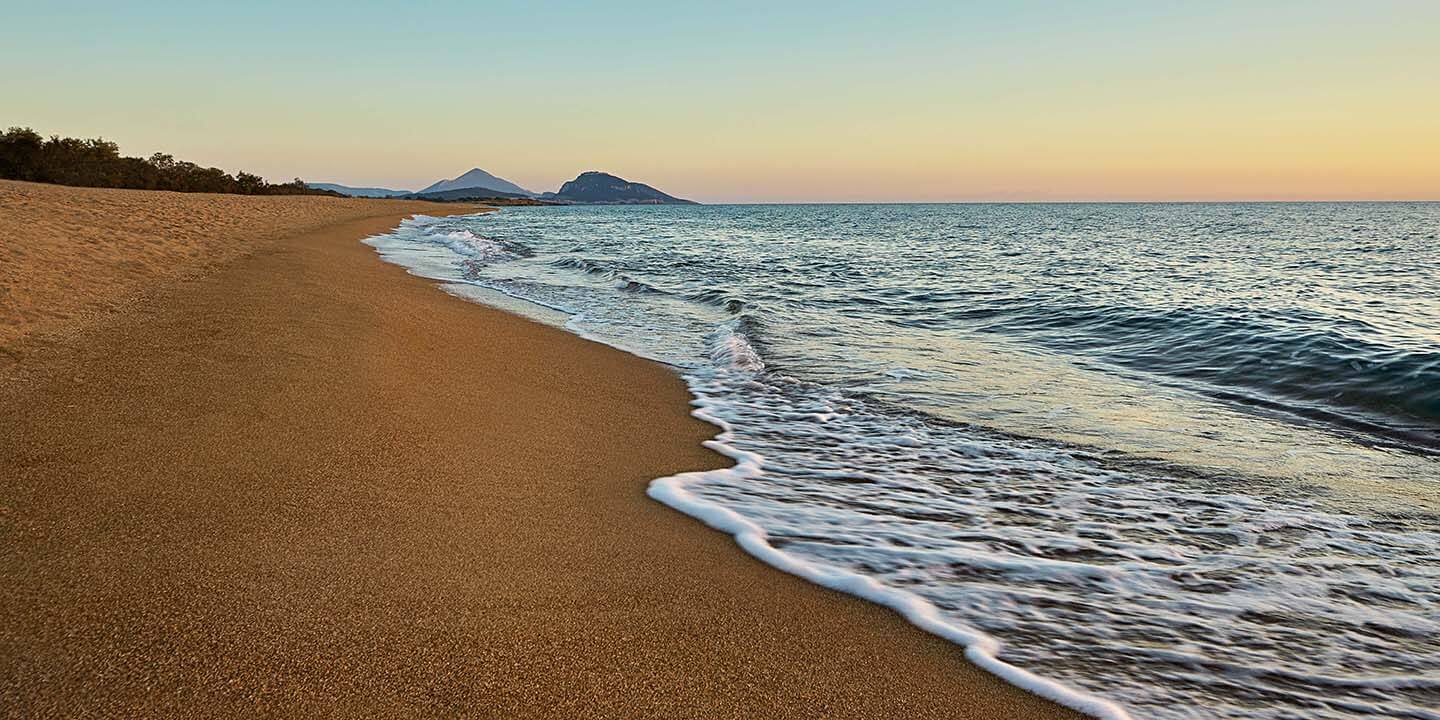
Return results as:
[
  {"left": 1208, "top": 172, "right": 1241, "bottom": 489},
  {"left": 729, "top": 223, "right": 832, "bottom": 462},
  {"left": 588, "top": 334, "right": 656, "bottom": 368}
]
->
[{"left": 366, "top": 203, "right": 1440, "bottom": 719}]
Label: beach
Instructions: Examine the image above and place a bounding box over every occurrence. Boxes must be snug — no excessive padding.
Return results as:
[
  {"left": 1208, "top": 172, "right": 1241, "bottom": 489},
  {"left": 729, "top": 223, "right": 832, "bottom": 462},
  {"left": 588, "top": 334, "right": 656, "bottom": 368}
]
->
[{"left": 0, "top": 180, "right": 1079, "bottom": 718}]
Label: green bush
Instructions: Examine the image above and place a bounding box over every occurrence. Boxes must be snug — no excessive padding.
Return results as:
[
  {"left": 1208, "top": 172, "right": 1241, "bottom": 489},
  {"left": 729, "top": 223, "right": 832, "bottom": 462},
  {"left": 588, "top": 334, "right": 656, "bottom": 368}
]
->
[{"left": 0, "top": 127, "right": 340, "bottom": 196}]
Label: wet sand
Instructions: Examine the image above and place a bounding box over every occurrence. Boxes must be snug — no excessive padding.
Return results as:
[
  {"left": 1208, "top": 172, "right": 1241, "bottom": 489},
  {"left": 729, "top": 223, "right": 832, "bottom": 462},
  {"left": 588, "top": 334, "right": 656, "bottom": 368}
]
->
[{"left": 0, "top": 180, "right": 1082, "bottom": 718}]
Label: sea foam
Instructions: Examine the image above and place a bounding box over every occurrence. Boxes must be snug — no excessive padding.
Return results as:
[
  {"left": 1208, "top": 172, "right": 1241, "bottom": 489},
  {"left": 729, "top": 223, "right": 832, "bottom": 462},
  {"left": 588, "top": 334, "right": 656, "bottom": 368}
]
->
[{"left": 647, "top": 392, "right": 1136, "bottom": 720}]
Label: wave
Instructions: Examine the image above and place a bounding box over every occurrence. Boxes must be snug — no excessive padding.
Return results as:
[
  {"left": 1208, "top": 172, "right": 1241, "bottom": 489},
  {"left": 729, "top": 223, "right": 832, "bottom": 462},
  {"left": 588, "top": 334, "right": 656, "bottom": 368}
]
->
[
  {"left": 707, "top": 318, "right": 765, "bottom": 373},
  {"left": 686, "top": 287, "right": 751, "bottom": 314},
  {"left": 905, "top": 299, "right": 1440, "bottom": 450},
  {"left": 549, "top": 255, "right": 613, "bottom": 277}
]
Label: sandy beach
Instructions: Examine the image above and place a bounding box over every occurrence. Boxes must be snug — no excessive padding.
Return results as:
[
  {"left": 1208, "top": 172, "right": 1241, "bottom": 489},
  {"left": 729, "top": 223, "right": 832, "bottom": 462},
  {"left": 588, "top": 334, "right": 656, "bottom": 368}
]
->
[{"left": 0, "top": 180, "right": 1080, "bottom": 718}]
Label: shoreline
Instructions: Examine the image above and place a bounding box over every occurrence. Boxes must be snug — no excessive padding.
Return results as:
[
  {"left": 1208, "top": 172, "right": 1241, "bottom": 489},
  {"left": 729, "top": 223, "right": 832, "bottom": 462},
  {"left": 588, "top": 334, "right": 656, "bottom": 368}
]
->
[
  {"left": 1, "top": 181, "right": 1084, "bottom": 717},
  {"left": 371, "top": 214, "right": 1127, "bottom": 719}
]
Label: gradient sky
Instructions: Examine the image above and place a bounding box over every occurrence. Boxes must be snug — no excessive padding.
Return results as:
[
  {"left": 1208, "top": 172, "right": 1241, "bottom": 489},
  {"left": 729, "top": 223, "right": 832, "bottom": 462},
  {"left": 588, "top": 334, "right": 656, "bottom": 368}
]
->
[{"left": 5, "top": 1, "right": 1438, "bottom": 202}]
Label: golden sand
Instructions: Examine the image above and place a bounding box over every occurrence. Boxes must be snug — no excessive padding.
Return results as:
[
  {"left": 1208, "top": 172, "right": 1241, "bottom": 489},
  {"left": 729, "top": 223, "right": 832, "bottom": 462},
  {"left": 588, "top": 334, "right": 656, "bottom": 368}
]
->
[{"left": 0, "top": 180, "right": 1081, "bottom": 718}]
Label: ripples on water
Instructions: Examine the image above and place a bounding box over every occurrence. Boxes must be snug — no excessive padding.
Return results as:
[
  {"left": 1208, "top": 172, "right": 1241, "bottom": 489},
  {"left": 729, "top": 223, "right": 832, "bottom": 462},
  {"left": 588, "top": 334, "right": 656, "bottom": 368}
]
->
[{"left": 367, "top": 203, "right": 1440, "bottom": 719}]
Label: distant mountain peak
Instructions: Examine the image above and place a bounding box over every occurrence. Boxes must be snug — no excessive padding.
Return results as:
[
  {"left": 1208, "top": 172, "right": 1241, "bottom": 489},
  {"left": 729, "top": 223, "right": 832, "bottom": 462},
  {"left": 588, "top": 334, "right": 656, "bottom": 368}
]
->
[
  {"left": 420, "top": 168, "right": 533, "bottom": 197},
  {"left": 545, "top": 171, "right": 696, "bottom": 205}
]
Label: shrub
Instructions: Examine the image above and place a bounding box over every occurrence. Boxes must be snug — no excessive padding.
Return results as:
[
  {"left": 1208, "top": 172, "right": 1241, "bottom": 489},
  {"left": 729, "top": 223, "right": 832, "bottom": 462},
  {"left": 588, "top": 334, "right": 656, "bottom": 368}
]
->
[{"left": 0, "top": 127, "right": 340, "bottom": 196}]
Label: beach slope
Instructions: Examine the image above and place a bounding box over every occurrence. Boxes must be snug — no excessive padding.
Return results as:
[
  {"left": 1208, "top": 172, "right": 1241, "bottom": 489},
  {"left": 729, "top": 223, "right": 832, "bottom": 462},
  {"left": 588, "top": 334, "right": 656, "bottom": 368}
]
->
[{"left": 0, "top": 180, "right": 1081, "bottom": 718}]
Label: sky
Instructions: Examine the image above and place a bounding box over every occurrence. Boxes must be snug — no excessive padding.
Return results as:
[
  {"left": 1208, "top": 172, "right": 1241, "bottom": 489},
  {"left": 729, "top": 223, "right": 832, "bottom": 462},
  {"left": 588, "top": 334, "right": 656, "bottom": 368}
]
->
[{"left": 4, "top": 0, "right": 1439, "bottom": 202}]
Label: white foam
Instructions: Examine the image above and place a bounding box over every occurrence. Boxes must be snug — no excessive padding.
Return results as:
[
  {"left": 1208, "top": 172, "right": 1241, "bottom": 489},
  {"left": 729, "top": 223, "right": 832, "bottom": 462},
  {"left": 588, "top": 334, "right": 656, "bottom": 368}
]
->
[
  {"left": 708, "top": 321, "right": 765, "bottom": 373},
  {"left": 435, "top": 229, "right": 519, "bottom": 262},
  {"left": 648, "top": 398, "right": 1136, "bottom": 720}
]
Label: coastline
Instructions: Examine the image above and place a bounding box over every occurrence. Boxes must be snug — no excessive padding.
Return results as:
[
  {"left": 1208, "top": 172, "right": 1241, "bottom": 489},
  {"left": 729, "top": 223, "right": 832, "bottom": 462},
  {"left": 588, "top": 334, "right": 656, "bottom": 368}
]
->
[{"left": 1, "top": 182, "right": 1083, "bottom": 717}]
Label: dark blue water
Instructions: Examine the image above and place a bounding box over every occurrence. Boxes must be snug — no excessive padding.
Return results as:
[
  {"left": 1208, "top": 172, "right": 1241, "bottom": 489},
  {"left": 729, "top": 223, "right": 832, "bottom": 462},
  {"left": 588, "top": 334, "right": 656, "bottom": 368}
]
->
[{"left": 369, "top": 203, "right": 1440, "bottom": 720}]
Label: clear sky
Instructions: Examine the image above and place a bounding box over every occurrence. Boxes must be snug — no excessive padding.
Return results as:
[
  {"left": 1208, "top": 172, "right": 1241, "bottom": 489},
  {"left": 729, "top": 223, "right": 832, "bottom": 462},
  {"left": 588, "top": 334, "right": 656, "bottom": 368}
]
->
[{"left": 4, "top": 1, "right": 1438, "bottom": 202}]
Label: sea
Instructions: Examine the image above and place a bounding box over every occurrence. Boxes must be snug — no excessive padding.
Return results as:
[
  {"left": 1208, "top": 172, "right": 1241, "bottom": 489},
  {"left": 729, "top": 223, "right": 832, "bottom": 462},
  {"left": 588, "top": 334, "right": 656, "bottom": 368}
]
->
[{"left": 366, "top": 203, "right": 1439, "bottom": 719}]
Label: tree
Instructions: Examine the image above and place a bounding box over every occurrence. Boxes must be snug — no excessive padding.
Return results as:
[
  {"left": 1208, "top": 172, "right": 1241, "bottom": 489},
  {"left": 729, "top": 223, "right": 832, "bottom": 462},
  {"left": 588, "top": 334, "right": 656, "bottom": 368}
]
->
[
  {"left": 0, "top": 127, "right": 44, "bottom": 180},
  {"left": 0, "top": 127, "right": 342, "bottom": 197}
]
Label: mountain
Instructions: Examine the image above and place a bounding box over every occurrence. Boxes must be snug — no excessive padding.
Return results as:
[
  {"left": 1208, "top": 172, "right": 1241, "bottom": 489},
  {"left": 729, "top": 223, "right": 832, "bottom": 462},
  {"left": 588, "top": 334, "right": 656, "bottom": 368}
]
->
[
  {"left": 420, "top": 168, "right": 534, "bottom": 197},
  {"left": 543, "top": 171, "right": 696, "bottom": 204},
  {"left": 306, "top": 182, "right": 412, "bottom": 198}
]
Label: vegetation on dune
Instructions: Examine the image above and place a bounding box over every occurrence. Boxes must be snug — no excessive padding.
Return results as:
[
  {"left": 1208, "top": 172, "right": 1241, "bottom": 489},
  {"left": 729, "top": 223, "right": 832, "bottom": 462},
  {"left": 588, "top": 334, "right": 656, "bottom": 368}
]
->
[{"left": 0, "top": 127, "right": 340, "bottom": 196}]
